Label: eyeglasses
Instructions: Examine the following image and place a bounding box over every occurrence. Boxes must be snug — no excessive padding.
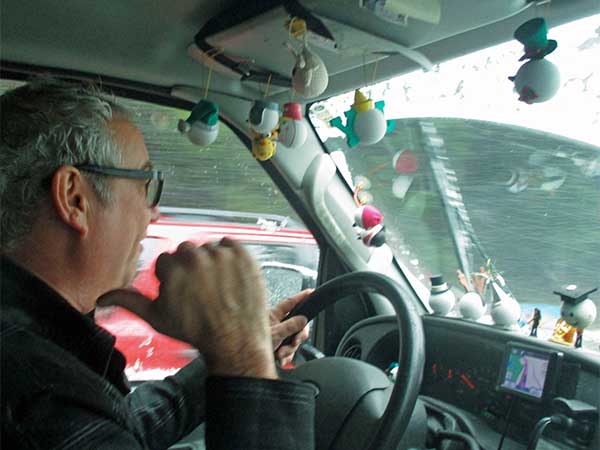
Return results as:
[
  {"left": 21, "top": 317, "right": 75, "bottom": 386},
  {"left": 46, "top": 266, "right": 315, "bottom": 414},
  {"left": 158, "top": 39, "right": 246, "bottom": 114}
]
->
[{"left": 76, "top": 164, "right": 164, "bottom": 208}]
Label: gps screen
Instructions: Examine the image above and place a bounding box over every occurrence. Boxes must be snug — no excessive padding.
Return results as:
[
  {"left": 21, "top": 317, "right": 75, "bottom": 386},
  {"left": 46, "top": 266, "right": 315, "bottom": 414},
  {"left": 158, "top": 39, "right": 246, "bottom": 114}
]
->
[{"left": 499, "top": 346, "right": 550, "bottom": 399}]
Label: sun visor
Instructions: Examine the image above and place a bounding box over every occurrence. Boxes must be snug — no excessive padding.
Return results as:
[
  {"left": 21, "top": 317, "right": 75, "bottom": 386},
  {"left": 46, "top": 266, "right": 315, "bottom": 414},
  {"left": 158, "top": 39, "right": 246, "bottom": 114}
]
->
[{"left": 189, "top": 0, "right": 431, "bottom": 92}]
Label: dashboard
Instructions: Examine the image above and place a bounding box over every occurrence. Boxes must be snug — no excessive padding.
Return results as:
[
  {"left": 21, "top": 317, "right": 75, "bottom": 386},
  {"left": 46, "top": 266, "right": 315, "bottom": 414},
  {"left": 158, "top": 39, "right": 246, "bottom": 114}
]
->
[{"left": 335, "top": 315, "right": 600, "bottom": 450}]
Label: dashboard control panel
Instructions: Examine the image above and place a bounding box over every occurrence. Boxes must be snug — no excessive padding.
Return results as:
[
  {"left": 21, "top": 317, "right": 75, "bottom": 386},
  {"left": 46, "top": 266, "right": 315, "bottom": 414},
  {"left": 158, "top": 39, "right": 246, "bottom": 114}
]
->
[{"left": 335, "top": 314, "right": 599, "bottom": 449}]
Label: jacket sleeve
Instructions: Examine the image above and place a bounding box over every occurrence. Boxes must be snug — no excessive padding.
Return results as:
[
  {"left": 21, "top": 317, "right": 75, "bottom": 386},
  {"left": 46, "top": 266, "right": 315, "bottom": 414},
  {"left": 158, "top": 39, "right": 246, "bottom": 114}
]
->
[
  {"left": 125, "top": 356, "right": 208, "bottom": 450},
  {"left": 1, "top": 386, "right": 149, "bottom": 450},
  {"left": 127, "top": 358, "right": 316, "bottom": 450},
  {"left": 3, "top": 355, "right": 315, "bottom": 450},
  {"left": 205, "top": 376, "right": 316, "bottom": 450}
]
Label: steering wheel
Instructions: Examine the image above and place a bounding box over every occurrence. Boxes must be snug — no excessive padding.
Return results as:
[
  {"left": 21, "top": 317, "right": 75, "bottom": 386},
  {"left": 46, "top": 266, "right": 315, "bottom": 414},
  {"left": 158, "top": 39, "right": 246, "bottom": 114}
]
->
[{"left": 281, "top": 271, "right": 426, "bottom": 450}]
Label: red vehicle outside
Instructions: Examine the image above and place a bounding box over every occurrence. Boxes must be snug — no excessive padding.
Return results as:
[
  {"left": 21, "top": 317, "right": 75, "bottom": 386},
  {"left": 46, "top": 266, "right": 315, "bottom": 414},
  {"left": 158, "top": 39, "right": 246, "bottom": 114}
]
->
[{"left": 96, "top": 207, "right": 318, "bottom": 381}]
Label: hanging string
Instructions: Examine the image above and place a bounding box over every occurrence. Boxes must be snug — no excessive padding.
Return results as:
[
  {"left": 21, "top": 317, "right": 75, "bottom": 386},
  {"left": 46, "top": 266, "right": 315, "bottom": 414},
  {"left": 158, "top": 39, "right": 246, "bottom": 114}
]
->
[
  {"left": 367, "top": 162, "right": 387, "bottom": 177},
  {"left": 263, "top": 73, "right": 273, "bottom": 98},
  {"left": 353, "top": 181, "right": 366, "bottom": 206},
  {"left": 287, "top": 17, "right": 307, "bottom": 100},
  {"left": 204, "top": 66, "right": 213, "bottom": 99},
  {"left": 533, "top": 0, "right": 552, "bottom": 18},
  {"left": 367, "top": 58, "right": 380, "bottom": 98},
  {"left": 205, "top": 47, "right": 224, "bottom": 59},
  {"left": 362, "top": 52, "right": 367, "bottom": 88},
  {"left": 371, "top": 58, "right": 379, "bottom": 86},
  {"left": 202, "top": 47, "right": 223, "bottom": 99},
  {"left": 285, "top": 18, "right": 305, "bottom": 61}
]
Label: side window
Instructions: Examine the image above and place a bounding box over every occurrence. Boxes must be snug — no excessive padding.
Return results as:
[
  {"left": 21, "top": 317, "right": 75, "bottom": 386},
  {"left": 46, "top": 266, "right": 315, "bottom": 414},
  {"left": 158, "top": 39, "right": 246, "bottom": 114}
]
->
[
  {"left": 112, "top": 97, "right": 320, "bottom": 380},
  {"left": 128, "top": 98, "right": 299, "bottom": 218},
  {"left": 124, "top": 96, "right": 319, "bottom": 290},
  {"left": 112, "top": 97, "right": 319, "bottom": 379}
]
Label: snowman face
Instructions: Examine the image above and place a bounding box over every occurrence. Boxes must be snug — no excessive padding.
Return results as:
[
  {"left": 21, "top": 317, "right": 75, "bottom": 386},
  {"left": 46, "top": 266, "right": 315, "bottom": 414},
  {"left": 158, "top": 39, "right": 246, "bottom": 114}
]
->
[
  {"left": 512, "top": 59, "right": 561, "bottom": 103},
  {"left": 561, "top": 299, "right": 597, "bottom": 328},
  {"left": 278, "top": 119, "right": 307, "bottom": 149},
  {"left": 353, "top": 108, "right": 387, "bottom": 145},
  {"left": 188, "top": 122, "right": 219, "bottom": 146},
  {"left": 249, "top": 102, "right": 280, "bottom": 134}
]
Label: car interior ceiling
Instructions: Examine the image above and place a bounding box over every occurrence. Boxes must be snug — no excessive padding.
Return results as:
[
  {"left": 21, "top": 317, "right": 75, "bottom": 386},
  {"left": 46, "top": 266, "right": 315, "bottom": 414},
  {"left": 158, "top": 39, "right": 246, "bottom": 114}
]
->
[
  {"left": 2, "top": 1, "right": 597, "bottom": 99},
  {"left": 2, "top": 1, "right": 600, "bottom": 450}
]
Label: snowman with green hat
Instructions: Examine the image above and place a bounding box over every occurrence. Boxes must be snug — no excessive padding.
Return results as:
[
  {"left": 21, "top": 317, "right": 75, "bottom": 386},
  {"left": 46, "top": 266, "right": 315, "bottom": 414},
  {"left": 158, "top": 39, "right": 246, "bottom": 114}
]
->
[
  {"left": 178, "top": 100, "right": 220, "bottom": 146},
  {"left": 509, "top": 17, "right": 560, "bottom": 104}
]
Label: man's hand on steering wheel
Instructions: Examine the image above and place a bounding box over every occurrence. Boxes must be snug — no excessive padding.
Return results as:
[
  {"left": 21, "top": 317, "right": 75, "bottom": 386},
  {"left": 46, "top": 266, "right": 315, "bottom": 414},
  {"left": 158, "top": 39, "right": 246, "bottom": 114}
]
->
[{"left": 270, "top": 290, "right": 312, "bottom": 366}]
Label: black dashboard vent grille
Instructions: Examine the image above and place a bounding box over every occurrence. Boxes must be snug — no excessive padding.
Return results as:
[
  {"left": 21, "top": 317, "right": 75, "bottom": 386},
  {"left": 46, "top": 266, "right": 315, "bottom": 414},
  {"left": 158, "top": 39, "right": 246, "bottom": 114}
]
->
[{"left": 342, "top": 343, "right": 362, "bottom": 360}]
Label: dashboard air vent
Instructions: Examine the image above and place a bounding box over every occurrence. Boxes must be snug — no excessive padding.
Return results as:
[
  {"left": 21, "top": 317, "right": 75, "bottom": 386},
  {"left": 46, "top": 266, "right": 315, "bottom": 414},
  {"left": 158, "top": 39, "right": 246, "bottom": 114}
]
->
[{"left": 342, "top": 343, "right": 362, "bottom": 360}]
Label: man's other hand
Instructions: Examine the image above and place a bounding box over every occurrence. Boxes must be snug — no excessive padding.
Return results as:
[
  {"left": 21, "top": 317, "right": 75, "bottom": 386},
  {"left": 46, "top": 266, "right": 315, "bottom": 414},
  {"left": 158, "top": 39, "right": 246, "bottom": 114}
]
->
[{"left": 269, "top": 290, "right": 311, "bottom": 366}]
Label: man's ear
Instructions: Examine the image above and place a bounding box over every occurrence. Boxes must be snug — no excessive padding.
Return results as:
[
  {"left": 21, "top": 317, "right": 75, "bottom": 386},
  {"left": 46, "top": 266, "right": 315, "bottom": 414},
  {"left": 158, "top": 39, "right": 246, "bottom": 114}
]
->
[{"left": 50, "top": 165, "right": 91, "bottom": 237}]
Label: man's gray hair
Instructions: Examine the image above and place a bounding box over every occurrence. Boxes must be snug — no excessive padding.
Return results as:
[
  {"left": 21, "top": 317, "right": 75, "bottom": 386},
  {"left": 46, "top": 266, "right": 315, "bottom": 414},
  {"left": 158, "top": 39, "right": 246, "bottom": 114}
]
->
[{"left": 0, "top": 79, "right": 127, "bottom": 252}]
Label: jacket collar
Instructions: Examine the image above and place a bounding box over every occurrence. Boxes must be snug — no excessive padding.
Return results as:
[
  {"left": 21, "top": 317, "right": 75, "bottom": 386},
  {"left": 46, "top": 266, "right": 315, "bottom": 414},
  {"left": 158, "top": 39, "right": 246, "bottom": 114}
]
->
[{"left": 1, "top": 256, "right": 129, "bottom": 393}]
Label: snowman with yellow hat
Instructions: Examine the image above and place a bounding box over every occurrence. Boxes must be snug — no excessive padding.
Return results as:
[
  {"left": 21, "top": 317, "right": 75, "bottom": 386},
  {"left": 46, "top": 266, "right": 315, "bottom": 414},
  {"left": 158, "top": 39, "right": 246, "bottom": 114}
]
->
[{"left": 330, "top": 89, "right": 395, "bottom": 148}]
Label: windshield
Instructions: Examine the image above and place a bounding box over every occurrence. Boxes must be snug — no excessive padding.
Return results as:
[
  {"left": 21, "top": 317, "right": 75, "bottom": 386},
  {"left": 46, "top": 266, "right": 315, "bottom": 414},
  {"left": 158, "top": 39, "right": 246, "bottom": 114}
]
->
[{"left": 309, "top": 15, "right": 600, "bottom": 350}]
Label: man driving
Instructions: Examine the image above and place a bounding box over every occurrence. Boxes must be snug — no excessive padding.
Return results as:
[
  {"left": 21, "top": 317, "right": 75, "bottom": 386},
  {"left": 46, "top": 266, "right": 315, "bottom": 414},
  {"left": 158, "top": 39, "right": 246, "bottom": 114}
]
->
[{"left": 0, "top": 79, "right": 315, "bottom": 449}]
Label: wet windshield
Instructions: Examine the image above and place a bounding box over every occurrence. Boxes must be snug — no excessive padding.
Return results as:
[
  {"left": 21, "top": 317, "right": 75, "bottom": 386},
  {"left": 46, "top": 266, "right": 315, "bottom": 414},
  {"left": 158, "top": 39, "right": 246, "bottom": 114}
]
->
[{"left": 309, "top": 15, "right": 600, "bottom": 350}]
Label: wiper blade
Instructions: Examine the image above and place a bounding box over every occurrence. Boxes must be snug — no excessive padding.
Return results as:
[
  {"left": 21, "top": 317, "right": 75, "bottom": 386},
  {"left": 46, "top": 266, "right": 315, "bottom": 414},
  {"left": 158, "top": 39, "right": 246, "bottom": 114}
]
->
[{"left": 420, "top": 121, "right": 512, "bottom": 297}]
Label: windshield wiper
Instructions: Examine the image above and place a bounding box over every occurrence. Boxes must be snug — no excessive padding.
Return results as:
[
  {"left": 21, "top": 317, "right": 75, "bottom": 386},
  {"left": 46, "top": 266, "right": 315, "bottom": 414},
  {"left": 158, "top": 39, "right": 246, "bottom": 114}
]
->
[{"left": 419, "top": 120, "right": 514, "bottom": 298}]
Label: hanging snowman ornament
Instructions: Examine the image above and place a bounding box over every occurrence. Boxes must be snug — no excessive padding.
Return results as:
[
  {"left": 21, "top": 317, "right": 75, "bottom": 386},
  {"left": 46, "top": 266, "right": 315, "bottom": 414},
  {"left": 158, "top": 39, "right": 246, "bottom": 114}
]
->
[
  {"left": 354, "top": 204, "right": 383, "bottom": 230},
  {"left": 252, "top": 135, "right": 278, "bottom": 161},
  {"left": 178, "top": 100, "right": 219, "bottom": 146},
  {"left": 330, "top": 89, "right": 395, "bottom": 148},
  {"left": 285, "top": 17, "right": 329, "bottom": 99},
  {"left": 353, "top": 201, "right": 386, "bottom": 248},
  {"left": 392, "top": 149, "right": 418, "bottom": 200},
  {"left": 278, "top": 102, "right": 307, "bottom": 149},
  {"left": 354, "top": 207, "right": 386, "bottom": 247},
  {"left": 248, "top": 100, "right": 280, "bottom": 161},
  {"left": 509, "top": 17, "right": 560, "bottom": 104},
  {"left": 358, "top": 223, "right": 386, "bottom": 247},
  {"left": 290, "top": 42, "right": 329, "bottom": 98},
  {"left": 249, "top": 100, "right": 280, "bottom": 135},
  {"left": 509, "top": 59, "right": 560, "bottom": 104}
]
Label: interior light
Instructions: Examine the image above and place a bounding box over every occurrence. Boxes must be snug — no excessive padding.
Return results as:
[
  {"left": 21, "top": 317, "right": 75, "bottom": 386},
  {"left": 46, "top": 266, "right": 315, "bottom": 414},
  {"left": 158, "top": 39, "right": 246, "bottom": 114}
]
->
[{"left": 359, "top": 0, "right": 441, "bottom": 25}]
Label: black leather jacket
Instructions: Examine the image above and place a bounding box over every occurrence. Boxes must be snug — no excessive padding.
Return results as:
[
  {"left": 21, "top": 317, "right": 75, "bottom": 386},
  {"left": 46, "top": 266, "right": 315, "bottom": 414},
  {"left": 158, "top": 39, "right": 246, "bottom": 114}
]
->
[{"left": 1, "top": 258, "right": 315, "bottom": 449}]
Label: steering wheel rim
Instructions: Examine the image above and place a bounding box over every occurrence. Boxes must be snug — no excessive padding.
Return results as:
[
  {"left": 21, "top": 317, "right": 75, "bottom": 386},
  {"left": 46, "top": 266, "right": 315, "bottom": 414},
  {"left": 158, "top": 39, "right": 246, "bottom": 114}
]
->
[{"left": 283, "top": 271, "right": 425, "bottom": 450}]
